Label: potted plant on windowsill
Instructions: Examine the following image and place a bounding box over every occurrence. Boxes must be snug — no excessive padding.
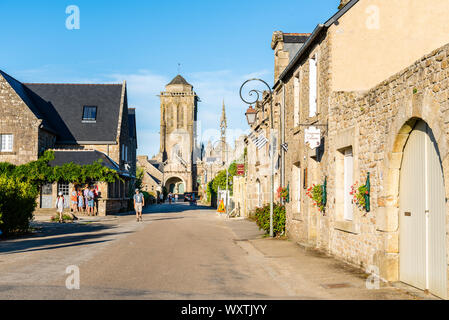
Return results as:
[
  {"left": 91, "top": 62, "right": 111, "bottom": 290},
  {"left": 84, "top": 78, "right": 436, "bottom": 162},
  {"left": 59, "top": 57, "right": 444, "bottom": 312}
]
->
[
  {"left": 350, "top": 173, "right": 371, "bottom": 214},
  {"left": 306, "top": 183, "right": 326, "bottom": 214}
]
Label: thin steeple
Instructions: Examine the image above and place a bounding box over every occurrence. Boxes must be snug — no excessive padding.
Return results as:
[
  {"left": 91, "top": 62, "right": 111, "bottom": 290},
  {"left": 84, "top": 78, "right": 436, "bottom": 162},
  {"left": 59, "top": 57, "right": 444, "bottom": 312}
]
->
[{"left": 220, "top": 99, "right": 227, "bottom": 164}]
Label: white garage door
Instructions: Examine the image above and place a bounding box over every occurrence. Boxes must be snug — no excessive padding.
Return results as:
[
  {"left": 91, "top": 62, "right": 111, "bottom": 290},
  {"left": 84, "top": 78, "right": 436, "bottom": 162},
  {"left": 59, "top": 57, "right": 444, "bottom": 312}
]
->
[{"left": 399, "top": 120, "right": 447, "bottom": 299}]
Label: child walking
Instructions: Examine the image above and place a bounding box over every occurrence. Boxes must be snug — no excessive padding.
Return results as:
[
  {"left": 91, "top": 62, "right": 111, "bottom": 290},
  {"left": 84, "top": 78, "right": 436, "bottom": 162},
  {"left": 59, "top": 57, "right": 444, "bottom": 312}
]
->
[{"left": 55, "top": 192, "right": 65, "bottom": 223}]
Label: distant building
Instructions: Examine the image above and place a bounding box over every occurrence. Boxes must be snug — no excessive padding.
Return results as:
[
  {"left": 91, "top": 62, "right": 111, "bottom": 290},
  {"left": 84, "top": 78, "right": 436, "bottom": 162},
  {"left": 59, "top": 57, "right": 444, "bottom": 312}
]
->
[
  {"left": 0, "top": 70, "right": 137, "bottom": 215},
  {"left": 151, "top": 74, "right": 199, "bottom": 195}
]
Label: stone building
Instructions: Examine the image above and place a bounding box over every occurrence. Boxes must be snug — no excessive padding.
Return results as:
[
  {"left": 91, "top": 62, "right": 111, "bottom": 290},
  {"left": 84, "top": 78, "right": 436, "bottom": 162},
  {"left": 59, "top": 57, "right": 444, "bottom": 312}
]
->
[
  {"left": 242, "top": 32, "right": 309, "bottom": 214},
  {"left": 0, "top": 70, "right": 137, "bottom": 215},
  {"left": 151, "top": 74, "right": 199, "bottom": 195},
  {"left": 137, "top": 155, "right": 163, "bottom": 197},
  {"left": 272, "top": 0, "right": 449, "bottom": 299}
]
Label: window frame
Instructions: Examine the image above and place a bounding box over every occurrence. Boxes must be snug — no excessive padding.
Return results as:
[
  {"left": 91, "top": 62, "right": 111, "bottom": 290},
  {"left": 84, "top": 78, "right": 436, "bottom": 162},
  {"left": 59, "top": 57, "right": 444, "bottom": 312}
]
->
[
  {"left": 82, "top": 106, "right": 98, "bottom": 123},
  {"left": 0, "top": 134, "right": 14, "bottom": 152}
]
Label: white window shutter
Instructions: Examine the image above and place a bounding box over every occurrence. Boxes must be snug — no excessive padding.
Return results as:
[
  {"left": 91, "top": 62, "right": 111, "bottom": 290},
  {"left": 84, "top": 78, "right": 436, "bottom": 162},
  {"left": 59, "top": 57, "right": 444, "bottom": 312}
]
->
[
  {"left": 294, "top": 76, "right": 300, "bottom": 126},
  {"left": 297, "top": 167, "right": 301, "bottom": 213},
  {"left": 309, "top": 56, "right": 317, "bottom": 117}
]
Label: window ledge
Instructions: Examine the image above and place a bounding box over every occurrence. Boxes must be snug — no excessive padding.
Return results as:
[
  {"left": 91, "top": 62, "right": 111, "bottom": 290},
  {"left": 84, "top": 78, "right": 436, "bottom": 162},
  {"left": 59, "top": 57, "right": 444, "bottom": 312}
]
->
[
  {"left": 0, "top": 151, "right": 16, "bottom": 155},
  {"left": 334, "top": 220, "right": 360, "bottom": 234}
]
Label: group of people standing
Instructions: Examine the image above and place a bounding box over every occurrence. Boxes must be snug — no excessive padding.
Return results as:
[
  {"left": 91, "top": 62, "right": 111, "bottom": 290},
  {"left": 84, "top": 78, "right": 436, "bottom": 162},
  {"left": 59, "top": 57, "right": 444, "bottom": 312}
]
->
[
  {"left": 54, "top": 185, "right": 98, "bottom": 223},
  {"left": 71, "top": 185, "right": 98, "bottom": 216},
  {"left": 167, "top": 193, "right": 178, "bottom": 204}
]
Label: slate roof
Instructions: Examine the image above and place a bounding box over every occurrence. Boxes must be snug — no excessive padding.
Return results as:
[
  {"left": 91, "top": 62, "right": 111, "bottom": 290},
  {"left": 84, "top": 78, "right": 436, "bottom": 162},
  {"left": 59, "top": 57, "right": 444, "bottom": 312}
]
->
[
  {"left": 147, "top": 172, "right": 161, "bottom": 185},
  {"left": 283, "top": 34, "right": 311, "bottom": 43},
  {"left": 148, "top": 159, "right": 163, "bottom": 172},
  {"left": 23, "top": 83, "right": 124, "bottom": 143},
  {"left": 167, "top": 74, "right": 191, "bottom": 86},
  {"left": 49, "top": 150, "right": 119, "bottom": 171}
]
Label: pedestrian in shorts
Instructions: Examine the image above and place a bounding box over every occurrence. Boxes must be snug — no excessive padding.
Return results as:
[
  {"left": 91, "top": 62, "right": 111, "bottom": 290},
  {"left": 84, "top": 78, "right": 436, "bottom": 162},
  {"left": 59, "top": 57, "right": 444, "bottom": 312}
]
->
[{"left": 134, "top": 189, "right": 145, "bottom": 222}]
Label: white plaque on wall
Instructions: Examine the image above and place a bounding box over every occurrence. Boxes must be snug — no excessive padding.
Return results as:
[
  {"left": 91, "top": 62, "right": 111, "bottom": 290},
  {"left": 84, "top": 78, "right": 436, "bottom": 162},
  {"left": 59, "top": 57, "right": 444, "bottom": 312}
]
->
[{"left": 305, "top": 126, "right": 321, "bottom": 150}]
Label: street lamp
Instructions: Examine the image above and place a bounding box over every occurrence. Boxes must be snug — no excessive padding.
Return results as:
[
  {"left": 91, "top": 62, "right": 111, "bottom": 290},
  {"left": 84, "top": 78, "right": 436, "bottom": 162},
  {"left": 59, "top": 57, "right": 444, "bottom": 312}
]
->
[
  {"left": 240, "top": 78, "right": 275, "bottom": 238},
  {"left": 245, "top": 106, "right": 257, "bottom": 126}
]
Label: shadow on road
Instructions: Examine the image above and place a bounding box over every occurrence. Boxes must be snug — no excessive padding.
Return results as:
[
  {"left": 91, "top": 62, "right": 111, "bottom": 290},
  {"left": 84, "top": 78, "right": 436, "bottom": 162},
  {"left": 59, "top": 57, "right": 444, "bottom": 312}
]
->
[
  {"left": 0, "top": 222, "right": 129, "bottom": 255},
  {"left": 141, "top": 203, "right": 213, "bottom": 215}
]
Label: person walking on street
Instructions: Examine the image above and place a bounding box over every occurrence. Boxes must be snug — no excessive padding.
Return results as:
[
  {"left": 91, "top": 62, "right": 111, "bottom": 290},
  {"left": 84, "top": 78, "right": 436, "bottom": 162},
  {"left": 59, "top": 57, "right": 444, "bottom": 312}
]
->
[
  {"left": 175, "top": 194, "right": 178, "bottom": 203},
  {"left": 55, "top": 192, "right": 65, "bottom": 223},
  {"left": 159, "top": 193, "right": 164, "bottom": 204},
  {"left": 168, "top": 193, "right": 172, "bottom": 204},
  {"left": 134, "top": 189, "right": 144, "bottom": 222}
]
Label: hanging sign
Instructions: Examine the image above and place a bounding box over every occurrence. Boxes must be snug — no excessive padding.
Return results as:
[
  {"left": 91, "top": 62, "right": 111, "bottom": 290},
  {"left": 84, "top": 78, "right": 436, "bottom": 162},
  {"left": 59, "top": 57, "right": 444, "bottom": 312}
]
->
[
  {"left": 305, "top": 126, "right": 321, "bottom": 150},
  {"left": 236, "top": 164, "right": 245, "bottom": 176}
]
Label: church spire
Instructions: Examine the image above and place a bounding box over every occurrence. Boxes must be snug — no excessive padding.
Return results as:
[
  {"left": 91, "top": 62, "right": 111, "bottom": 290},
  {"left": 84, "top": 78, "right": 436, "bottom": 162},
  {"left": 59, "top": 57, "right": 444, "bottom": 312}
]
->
[
  {"left": 220, "top": 99, "right": 227, "bottom": 164},
  {"left": 220, "top": 99, "right": 227, "bottom": 130}
]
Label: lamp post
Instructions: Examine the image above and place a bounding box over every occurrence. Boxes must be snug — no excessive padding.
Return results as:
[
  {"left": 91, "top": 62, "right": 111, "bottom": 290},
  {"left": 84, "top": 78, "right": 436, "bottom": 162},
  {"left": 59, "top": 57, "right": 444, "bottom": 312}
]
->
[{"left": 240, "top": 78, "right": 275, "bottom": 238}]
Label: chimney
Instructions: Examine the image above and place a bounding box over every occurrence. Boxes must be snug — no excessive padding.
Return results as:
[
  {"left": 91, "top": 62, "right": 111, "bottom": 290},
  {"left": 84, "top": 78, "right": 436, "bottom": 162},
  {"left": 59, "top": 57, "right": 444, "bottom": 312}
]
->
[
  {"left": 271, "top": 31, "right": 286, "bottom": 83},
  {"left": 271, "top": 31, "right": 310, "bottom": 83},
  {"left": 339, "top": 0, "right": 351, "bottom": 9}
]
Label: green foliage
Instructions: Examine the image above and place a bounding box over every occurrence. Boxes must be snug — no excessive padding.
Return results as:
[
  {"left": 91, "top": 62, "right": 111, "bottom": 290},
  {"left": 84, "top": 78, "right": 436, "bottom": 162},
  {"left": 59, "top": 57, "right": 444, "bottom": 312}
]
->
[
  {"left": 251, "top": 203, "right": 286, "bottom": 237},
  {"left": 0, "top": 150, "right": 120, "bottom": 235},
  {"left": 350, "top": 182, "right": 369, "bottom": 211},
  {"left": 51, "top": 214, "right": 74, "bottom": 222},
  {"left": 141, "top": 191, "right": 155, "bottom": 206},
  {"left": 306, "top": 184, "right": 325, "bottom": 213},
  {"left": 206, "top": 180, "right": 215, "bottom": 203},
  {"left": 209, "top": 161, "right": 238, "bottom": 196},
  {"left": 0, "top": 175, "right": 38, "bottom": 236},
  {"left": 134, "top": 166, "right": 145, "bottom": 190},
  {"left": 0, "top": 150, "right": 120, "bottom": 186}
]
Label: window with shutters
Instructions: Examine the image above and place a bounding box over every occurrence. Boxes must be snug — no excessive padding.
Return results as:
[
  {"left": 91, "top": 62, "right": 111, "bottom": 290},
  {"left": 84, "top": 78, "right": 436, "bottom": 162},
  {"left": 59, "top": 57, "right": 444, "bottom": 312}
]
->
[
  {"left": 294, "top": 74, "right": 300, "bottom": 127},
  {"left": 309, "top": 55, "right": 317, "bottom": 118}
]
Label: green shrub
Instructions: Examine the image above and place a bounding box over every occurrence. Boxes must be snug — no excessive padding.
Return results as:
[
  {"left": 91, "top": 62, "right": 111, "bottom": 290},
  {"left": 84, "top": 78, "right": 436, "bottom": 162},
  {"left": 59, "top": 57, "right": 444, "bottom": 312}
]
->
[
  {"left": 0, "top": 175, "right": 38, "bottom": 236},
  {"left": 141, "top": 191, "right": 155, "bottom": 206},
  {"left": 252, "top": 203, "right": 286, "bottom": 237},
  {"left": 50, "top": 214, "right": 74, "bottom": 222}
]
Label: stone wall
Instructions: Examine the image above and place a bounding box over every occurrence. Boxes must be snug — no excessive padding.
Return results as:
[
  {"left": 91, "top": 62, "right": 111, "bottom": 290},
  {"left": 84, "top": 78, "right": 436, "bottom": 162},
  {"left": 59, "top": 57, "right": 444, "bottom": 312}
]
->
[
  {"left": 0, "top": 74, "right": 41, "bottom": 165},
  {"left": 283, "top": 31, "right": 332, "bottom": 248},
  {"left": 325, "top": 42, "right": 449, "bottom": 281}
]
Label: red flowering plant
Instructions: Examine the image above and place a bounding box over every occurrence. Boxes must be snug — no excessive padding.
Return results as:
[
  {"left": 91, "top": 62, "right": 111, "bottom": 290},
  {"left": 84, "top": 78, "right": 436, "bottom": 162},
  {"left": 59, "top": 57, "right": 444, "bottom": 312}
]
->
[
  {"left": 306, "top": 184, "right": 325, "bottom": 213},
  {"left": 350, "top": 181, "right": 369, "bottom": 212},
  {"left": 277, "top": 186, "right": 289, "bottom": 202}
]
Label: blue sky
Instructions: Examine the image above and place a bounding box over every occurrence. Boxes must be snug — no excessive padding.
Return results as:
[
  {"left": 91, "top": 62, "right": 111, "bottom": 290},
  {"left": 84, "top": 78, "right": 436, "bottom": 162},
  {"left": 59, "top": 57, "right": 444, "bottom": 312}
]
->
[{"left": 0, "top": 0, "right": 339, "bottom": 157}]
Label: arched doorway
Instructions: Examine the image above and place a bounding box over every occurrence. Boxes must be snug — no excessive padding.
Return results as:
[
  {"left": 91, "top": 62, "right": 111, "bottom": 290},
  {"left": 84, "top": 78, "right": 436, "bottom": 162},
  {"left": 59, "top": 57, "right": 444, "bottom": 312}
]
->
[
  {"left": 399, "top": 119, "right": 447, "bottom": 298},
  {"left": 165, "top": 176, "right": 185, "bottom": 195}
]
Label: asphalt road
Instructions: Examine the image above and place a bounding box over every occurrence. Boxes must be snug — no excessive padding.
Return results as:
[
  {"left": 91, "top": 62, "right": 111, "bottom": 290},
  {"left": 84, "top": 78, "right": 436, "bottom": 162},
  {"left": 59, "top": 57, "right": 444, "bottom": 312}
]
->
[{"left": 0, "top": 203, "right": 421, "bottom": 300}]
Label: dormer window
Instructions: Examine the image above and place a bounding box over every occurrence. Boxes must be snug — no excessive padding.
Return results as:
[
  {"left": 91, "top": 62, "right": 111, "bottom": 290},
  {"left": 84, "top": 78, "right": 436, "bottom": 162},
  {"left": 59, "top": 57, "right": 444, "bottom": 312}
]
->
[{"left": 82, "top": 106, "right": 97, "bottom": 122}]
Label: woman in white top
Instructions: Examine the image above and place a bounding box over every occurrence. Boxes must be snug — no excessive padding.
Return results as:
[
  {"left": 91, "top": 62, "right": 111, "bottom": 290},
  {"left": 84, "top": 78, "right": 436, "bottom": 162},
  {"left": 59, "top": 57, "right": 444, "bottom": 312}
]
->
[{"left": 55, "top": 192, "right": 65, "bottom": 223}]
